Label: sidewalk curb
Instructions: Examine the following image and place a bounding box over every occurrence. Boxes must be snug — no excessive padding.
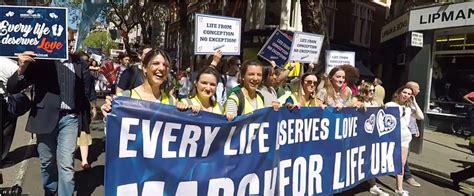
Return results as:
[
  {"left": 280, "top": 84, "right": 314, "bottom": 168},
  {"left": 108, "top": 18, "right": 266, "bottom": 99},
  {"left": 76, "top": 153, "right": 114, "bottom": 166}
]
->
[
  {"left": 409, "top": 162, "right": 474, "bottom": 187},
  {"left": 15, "top": 136, "right": 36, "bottom": 186}
]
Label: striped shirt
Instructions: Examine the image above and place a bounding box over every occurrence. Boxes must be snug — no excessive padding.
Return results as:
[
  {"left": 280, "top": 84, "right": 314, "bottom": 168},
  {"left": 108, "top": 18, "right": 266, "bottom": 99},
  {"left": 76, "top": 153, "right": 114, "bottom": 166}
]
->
[{"left": 57, "top": 61, "right": 76, "bottom": 110}]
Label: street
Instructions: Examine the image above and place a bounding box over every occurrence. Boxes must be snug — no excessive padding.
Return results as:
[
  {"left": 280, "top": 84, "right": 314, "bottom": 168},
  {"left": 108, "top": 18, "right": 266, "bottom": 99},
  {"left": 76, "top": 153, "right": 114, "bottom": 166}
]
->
[{"left": 1, "top": 100, "right": 472, "bottom": 195}]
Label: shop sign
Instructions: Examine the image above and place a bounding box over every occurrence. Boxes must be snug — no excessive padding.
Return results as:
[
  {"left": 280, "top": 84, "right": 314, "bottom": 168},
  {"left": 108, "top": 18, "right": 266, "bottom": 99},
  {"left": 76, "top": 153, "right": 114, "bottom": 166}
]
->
[
  {"left": 380, "top": 13, "right": 409, "bottom": 43},
  {"left": 410, "top": 32, "right": 423, "bottom": 47},
  {"left": 409, "top": 2, "right": 474, "bottom": 31},
  {"left": 325, "top": 50, "right": 355, "bottom": 74},
  {"left": 194, "top": 13, "right": 241, "bottom": 55}
]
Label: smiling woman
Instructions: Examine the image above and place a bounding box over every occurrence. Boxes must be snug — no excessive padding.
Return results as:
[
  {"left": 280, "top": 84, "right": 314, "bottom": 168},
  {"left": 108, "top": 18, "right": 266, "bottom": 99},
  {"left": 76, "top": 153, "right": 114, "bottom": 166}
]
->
[
  {"left": 224, "top": 60, "right": 265, "bottom": 121},
  {"left": 101, "top": 49, "right": 177, "bottom": 118}
]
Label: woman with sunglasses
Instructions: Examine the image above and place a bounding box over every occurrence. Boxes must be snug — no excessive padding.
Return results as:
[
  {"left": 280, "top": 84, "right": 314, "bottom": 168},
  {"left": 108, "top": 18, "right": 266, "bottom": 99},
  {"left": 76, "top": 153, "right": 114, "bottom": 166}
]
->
[
  {"left": 385, "top": 85, "right": 424, "bottom": 196},
  {"left": 225, "top": 60, "right": 265, "bottom": 121},
  {"left": 177, "top": 67, "right": 223, "bottom": 114},
  {"left": 285, "top": 72, "right": 325, "bottom": 109},
  {"left": 352, "top": 82, "right": 381, "bottom": 108},
  {"left": 101, "top": 49, "right": 176, "bottom": 116},
  {"left": 316, "top": 66, "right": 352, "bottom": 109}
]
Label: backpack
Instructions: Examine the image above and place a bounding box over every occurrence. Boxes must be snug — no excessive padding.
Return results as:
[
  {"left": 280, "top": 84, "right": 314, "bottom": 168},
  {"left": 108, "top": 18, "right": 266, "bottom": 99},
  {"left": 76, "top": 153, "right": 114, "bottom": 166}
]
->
[
  {"left": 229, "top": 85, "right": 264, "bottom": 116},
  {"left": 126, "top": 65, "right": 142, "bottom": 90}
]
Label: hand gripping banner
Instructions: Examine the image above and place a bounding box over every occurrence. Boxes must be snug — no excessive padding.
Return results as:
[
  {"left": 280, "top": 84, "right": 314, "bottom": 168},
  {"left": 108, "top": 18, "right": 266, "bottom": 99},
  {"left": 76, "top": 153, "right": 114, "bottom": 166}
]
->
[{"left": 105, "top": 97, "right": 402, "bottom": 195}]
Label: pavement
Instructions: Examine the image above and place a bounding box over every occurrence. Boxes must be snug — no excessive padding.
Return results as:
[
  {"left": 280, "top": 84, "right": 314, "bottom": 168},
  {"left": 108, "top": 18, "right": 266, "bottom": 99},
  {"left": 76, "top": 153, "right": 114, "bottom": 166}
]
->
[{"left": 1, "top": 108, "right": 473, "bottom": 195}]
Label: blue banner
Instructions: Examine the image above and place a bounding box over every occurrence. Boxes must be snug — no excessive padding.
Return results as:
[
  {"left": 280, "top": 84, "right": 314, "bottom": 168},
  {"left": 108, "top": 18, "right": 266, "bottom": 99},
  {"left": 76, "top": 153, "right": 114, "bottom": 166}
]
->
[
  {"left": 105, "top": 97, "right": 402, "bottom": 195},
  {"left": 257, "top": 29, "right": 292, "bottom": 67},
  {"left": 0, "top": 6, "right": 67, "bottom": 60}
]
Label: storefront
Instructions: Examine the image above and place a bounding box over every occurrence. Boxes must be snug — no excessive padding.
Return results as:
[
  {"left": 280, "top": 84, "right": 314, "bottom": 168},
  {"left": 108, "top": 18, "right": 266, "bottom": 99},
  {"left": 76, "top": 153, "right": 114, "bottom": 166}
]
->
[
  {"left": 380, "top": 1, "right": 474, "bottom": 152},
  {"left": 425, "top": 27, "right": 474, "bottom": 132},
  {"left": 405, "top": 1, "right": 474, "bottom": 133}
]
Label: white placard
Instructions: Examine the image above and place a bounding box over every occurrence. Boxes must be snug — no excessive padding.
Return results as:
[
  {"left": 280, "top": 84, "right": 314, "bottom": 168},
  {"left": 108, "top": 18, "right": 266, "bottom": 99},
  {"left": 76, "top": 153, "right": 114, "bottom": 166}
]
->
[
  {"left": 411, "top": 32, "right": 423, "bottom": 47},
  {"left": 289, "top": 31, "right": 324, "bottom": 63},
  {"left": 194, "top": 13, "right": 241, "bottom": 55},
  {"left": 380, "top": 12, "right": 409, "bottom": 43},
  {"left": 325, "top": 50, "right": 355, "bottom": 74},
  {"left": 409, "top": 2, "right": 474, "bottom": 31}
]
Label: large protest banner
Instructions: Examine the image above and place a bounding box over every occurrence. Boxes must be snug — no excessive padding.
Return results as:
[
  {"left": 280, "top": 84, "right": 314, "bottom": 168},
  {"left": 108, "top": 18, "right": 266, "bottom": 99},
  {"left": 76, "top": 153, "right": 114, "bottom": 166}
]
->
[
  {"left": 257, "top": 29, "right": 292, "bottom": 67},
  {"left": 105, "top": 97, "right": 402, "bottom": 196},
  {"left": 289, "top": 31, "right": 324, "bottom": 64},
  {"left": 0, "top": 5, "right": 68, "bottom": 60},
  {"left": 194, "top": 13, "right": 241, "bottom": 55},
  {"left": 325, "top": 50, "right": 356, "bottom": 74}
]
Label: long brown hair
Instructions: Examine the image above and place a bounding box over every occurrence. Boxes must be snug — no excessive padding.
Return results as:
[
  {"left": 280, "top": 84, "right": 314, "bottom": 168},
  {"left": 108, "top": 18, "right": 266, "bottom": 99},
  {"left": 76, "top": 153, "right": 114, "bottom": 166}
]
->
[
  {"left": 188, "top": 67, "right": 221, "bottom": 104},
  {"left": 321, "top": 66, "right": 346, "bottom": 102},
  {"left": 391, "top": 85, "right": 414, "bottom": 106},
  {"left": 142, "top": 48, "right": 172, "bottom": 93},
  {"left": 356, "top": 82, "right": 375, "bottom": 101}
]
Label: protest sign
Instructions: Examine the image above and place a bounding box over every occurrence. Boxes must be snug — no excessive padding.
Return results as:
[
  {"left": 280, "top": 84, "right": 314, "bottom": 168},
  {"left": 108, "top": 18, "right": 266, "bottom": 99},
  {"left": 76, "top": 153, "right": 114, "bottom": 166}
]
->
[
  {"left": 257, "top": 29, "right": 292, "bottom": 67},
  {"left": 289, "top": 31, "right": 324, "bottom": 64},
  {"left": 194, "top": 13, "right": 241, "bottom": 55},
  {"left": 0, "top": 5, "right": 68, "bottom": 60},
  {"left": 325, "top": 50, "right": 356, "bottom": 74},
  {"left": 105, "top": 97, "right": 402, "bottom": 196}
]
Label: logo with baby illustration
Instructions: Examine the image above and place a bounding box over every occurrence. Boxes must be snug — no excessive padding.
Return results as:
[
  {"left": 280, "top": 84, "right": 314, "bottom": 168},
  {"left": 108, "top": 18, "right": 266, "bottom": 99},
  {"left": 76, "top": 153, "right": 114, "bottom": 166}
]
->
[{"left": 364, "top": 110, "right": 397, "bottom": 136}]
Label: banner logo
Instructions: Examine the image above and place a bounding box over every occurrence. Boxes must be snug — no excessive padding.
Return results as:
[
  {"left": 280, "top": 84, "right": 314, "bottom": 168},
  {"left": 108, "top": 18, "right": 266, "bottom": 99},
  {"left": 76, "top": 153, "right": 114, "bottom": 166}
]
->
[{"left": 376, "top": 110, "right": 397, "bottom": 136}]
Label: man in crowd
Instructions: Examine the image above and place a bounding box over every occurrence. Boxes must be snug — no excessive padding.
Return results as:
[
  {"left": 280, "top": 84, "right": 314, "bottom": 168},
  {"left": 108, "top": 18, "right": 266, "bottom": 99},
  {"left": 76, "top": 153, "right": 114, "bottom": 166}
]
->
[
  {"left": 116, "top": 48, "right": 152, "bottom": 94},
  {"left": 114, "top": 52, "right": 131, "bottom": 94},
  {"left": 405, "top": 81, "right": 422, "bottom": 187},
  {"left": 373, "top": 78, "right": 385, "bottom": 106},
  {"left": 7, "top": 28, "right": 90, "bottom": 196}
]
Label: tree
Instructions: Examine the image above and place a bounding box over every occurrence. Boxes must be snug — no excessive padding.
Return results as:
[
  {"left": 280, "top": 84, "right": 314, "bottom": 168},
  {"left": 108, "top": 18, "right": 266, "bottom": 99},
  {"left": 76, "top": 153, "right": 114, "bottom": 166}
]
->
[
  {"left": 82, "top": 31, "right": 118, "bottom": 55},
  {"left": 300, "top": 0, "right": 330, "bottom": 72},
  {"left": 106, "top": 1, "right": 141, "bottom": 55},
  {"left": 136, "top": 2, "right": 168, "bottom": 46},
  {"left": 106, "top": 0, "right": 169, "bottom": 54}
]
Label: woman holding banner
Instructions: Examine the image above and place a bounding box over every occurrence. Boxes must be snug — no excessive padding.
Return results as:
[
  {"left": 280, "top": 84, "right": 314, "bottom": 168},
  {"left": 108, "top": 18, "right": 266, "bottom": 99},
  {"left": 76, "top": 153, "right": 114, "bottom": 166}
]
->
[
  {"left": 178, "top": 67, "right": 224, "bottom": 114},
  {"left": 285, "top": 72, "right": 325, "bottom": 109},
  {"left": 352, "top": 82, "right": 381, "bottom": 108},
  {"left": 352, "top": 82, "right": 389, "bottom": 196},
  {"left": 224, "top": 60, "right": 266, "bottom": 121},
  {"left": 316, "top": 66, "right": 352, "bottom": 109},
  {"left": 101, "top": 49, "right": 176, "bottom": 116},
  {"left": 386, "top": 86, "right": 424, "bottom": 196}
]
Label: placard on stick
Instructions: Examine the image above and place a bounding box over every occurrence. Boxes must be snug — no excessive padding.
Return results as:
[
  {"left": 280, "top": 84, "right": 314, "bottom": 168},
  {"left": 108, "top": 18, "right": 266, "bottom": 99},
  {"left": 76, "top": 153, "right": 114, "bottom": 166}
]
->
[
  {"left": 257, "top": 29, "right": 292, "bottom": 67},
  {"left": 325, "top": 50, "right": 355, "bottom": 74},
  {"left": 194, "top": 13, "right": 241, "bottom": 55},
  {"left": 289, "top": 31, "right": 324, "bottom": 64}
]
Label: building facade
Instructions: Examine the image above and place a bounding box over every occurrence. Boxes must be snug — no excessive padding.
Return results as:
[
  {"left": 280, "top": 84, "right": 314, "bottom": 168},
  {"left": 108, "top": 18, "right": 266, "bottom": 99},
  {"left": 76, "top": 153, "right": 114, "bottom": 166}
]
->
[{"left": 380, "top": 0, "right": 474, "bottom": 152}]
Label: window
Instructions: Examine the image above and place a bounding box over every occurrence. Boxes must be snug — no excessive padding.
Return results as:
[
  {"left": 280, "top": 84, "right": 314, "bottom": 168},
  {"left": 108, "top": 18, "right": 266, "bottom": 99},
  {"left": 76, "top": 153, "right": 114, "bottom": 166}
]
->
[
  {"left": 324, "top": 0, "right": 337, "bottom": 39},
  {"left": 351, "top": 1, "right": 374, "bottom": 47},
  {"left": 265, "top": 0, "right": 282, "bottom": 26}
]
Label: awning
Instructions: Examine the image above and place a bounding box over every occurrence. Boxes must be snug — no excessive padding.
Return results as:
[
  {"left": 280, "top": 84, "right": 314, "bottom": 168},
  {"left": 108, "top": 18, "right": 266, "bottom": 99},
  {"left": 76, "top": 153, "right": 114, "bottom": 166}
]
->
[{"left": 355, "top": 62, "right": 374, "bottom": 78}]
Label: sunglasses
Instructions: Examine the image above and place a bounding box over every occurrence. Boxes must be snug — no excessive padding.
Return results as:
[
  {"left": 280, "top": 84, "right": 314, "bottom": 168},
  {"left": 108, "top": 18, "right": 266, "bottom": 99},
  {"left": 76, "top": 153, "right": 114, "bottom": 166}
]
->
[
  {"left": 368, "top": 89, "right": 375, "bottom": 92},
  {"left": 304, "top": 80, "right": 317, "bottom": 85}
]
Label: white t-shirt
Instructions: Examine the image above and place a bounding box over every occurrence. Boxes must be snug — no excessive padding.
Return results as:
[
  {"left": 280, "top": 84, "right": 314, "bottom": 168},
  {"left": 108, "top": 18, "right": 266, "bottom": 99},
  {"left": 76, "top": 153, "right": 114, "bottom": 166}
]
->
[
  {"left": 0, "top": 57, "right": 19, "bottom": 95},
  {"left": 385, "top": 101, "right": 414, "bottom": 145}
]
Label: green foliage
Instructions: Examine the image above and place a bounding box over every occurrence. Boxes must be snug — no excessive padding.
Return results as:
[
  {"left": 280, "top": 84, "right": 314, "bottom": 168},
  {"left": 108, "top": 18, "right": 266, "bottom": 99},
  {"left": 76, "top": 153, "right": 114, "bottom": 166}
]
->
[{"left": 82, "top": 31, "right": 118, "bottom": 54}]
